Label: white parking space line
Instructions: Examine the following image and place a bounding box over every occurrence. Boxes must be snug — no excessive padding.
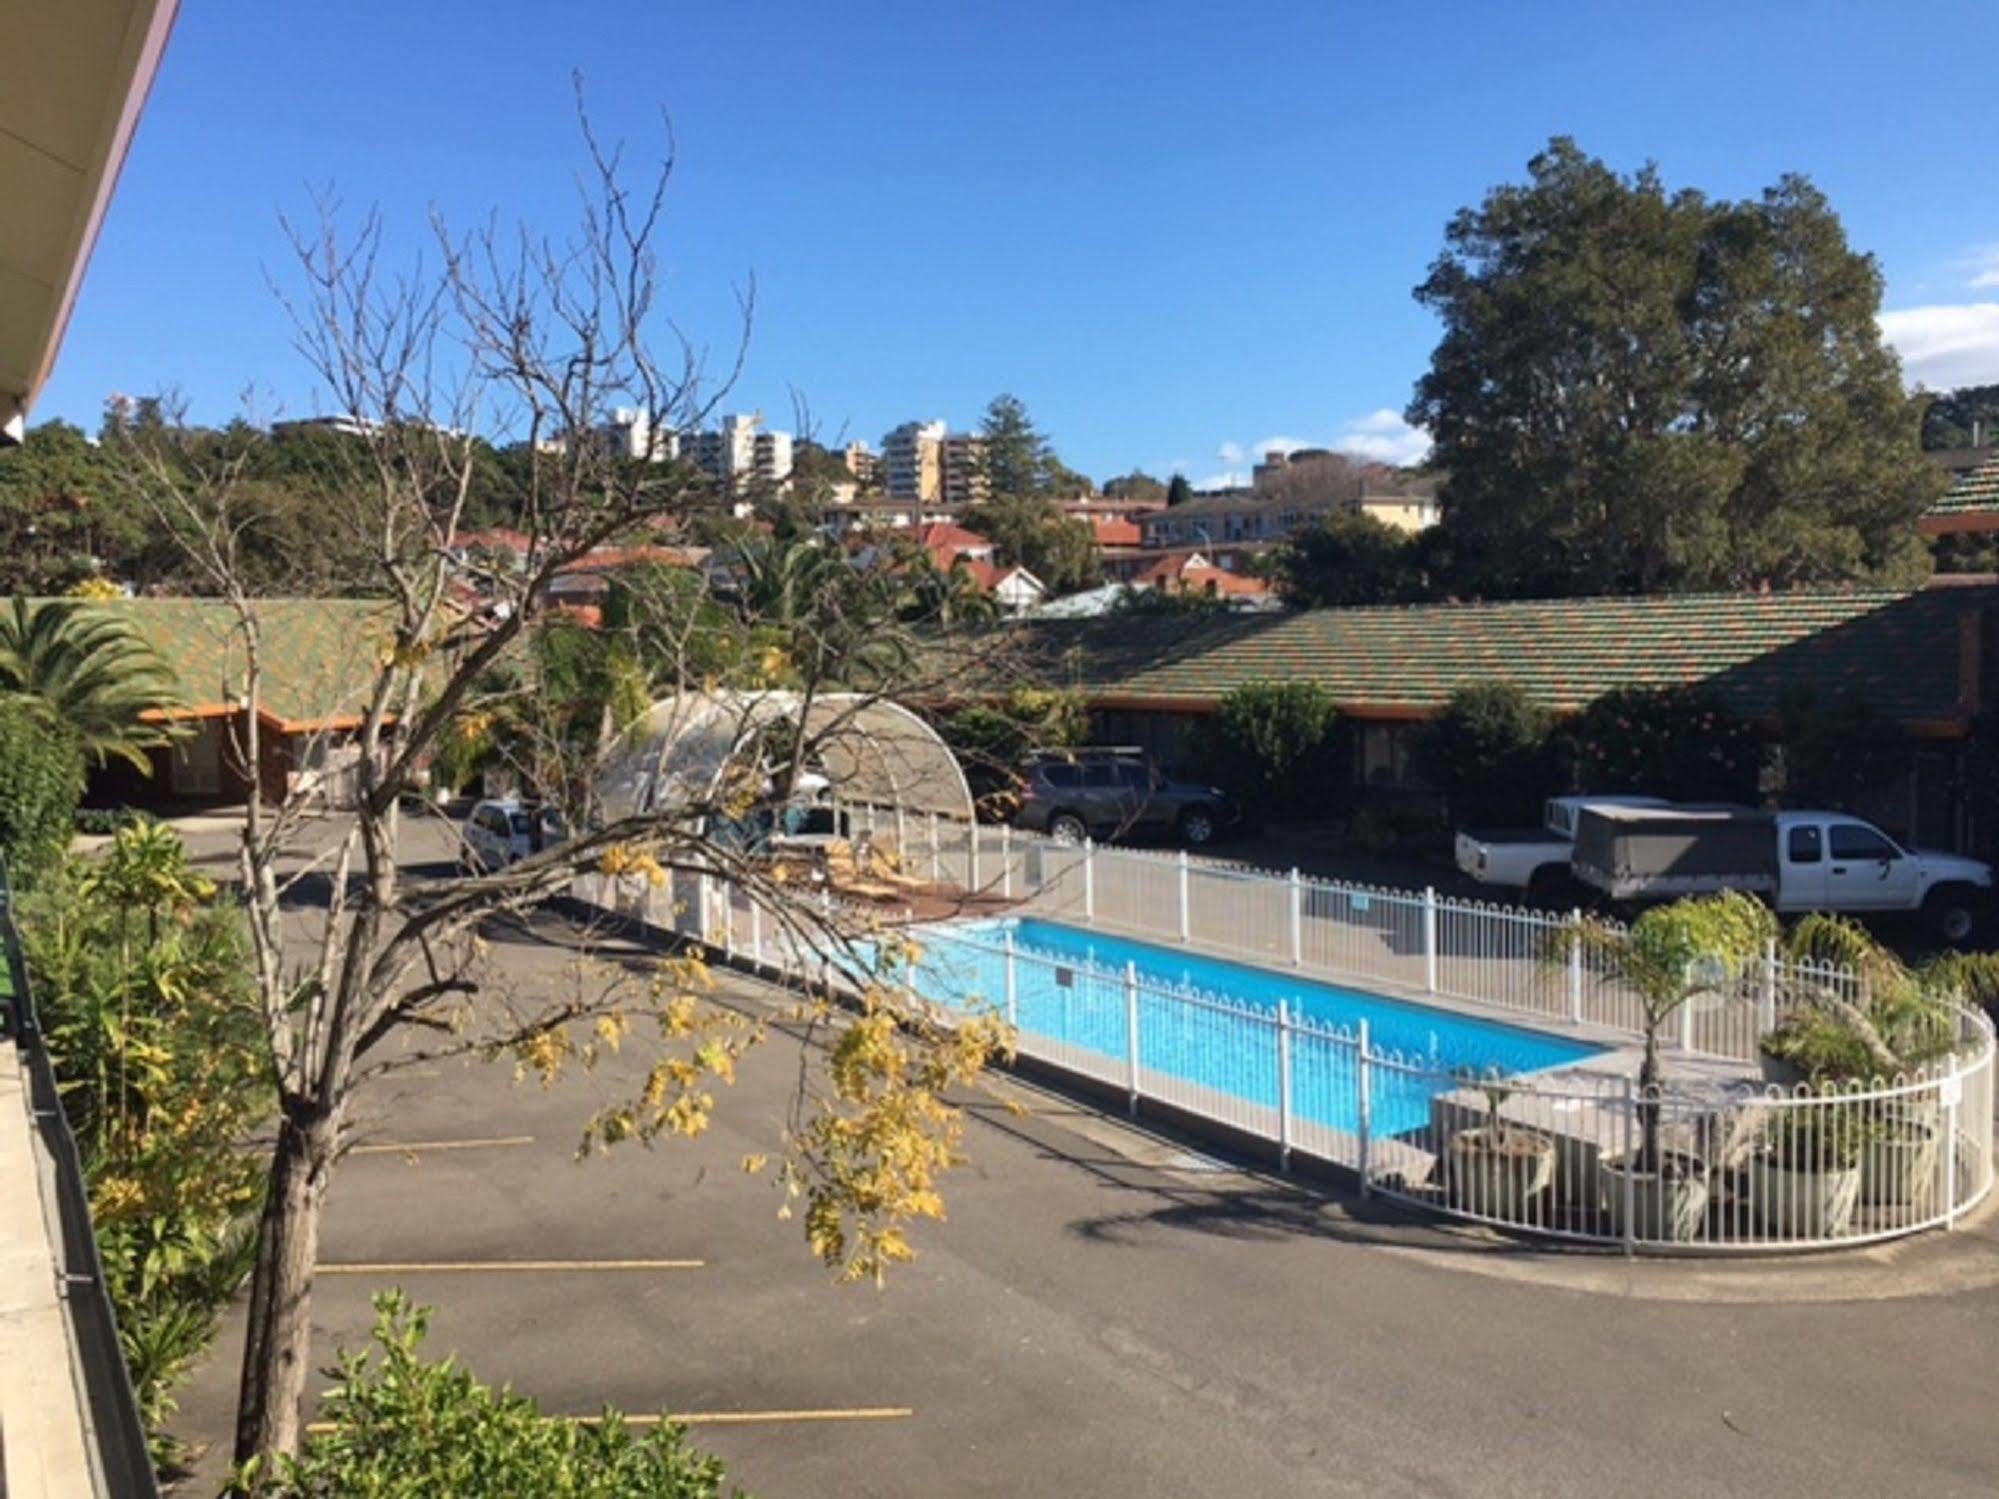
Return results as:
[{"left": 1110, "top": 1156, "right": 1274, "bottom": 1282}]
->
[{"left": 347, "top": 1135, "right": 535, "bottom": 1156}]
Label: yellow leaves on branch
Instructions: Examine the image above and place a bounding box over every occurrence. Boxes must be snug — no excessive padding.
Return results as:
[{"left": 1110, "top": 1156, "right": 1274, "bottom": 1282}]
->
[
  {"left": 376, "top": 631, "right": 437, "bottom": 670},
  {"left": 780, "top": 985, "right": 1007, "bottom": 1286},
  {"left": 755, "top": 644, "right": 791, "bottom": 686},
  {"left": 573, "top": 971, "right": 764, "bottom": 1157},
  {"left": 597, "top": 842, "right": 668, "bottom": 889}
]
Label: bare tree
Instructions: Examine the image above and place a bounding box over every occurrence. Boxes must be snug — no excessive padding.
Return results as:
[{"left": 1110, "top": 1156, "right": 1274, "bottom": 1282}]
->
[
  {"left": 1250, "top": 448, "right": 1377, "bottom": 510},
  {"left": 115, "top": 96, "right": 1021, "bottom": 1469}
]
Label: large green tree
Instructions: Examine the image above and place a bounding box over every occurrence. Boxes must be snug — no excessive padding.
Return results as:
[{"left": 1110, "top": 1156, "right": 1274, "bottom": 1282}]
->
[
  {"left": 1270, "top": 511, "right": 1428, "bottom": 608},
  {"left": 1410, "top": 138, "right": 1941, "bottom": 598},
  {"left": 978, "top": 393, "right": 1058, "bottom": 499},
  {"left": 0, "top": 421, "right": 148, "bottom": 593},
  {"left": 1922, "top": 383, "right": 1999, "bottom": 451},
  {"left": 1102, "top": 470, "right": 1167, "bottom": 503},
  {"left": 964, "top": 493, "right": 1102, "bottom": 594}
]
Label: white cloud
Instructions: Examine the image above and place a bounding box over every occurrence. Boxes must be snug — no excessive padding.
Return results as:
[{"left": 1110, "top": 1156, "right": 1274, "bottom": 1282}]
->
[
  {"left": 1252, "top": 434, "right": 1310, "bottom": 458},
  {"left": 1880, "top": 303, "right": 1999, "bottom": 389},
  {"left": 1333, "top": 409, "right": 1431, "bottom": 466},
  {"left": 1960, "top": 244, "right": 1999, "bottom": 291},
  {"left": 1193, "top": 409, "right": 1432, "bottom": 491}
]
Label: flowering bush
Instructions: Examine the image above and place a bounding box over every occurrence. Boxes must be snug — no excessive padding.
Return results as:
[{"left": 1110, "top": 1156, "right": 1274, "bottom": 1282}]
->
[{"left": 1565, "top": 685, "right": 1760, "bottom": 802}]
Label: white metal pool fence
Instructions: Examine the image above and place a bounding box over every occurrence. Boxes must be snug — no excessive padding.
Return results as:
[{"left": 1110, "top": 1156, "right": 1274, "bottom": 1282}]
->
[
  {"left": 573, "top": 807, "right": 1996, "bottom": 1251},
  {"left": 830, "top": 801, "right": 1867, "bottom": 1066}
]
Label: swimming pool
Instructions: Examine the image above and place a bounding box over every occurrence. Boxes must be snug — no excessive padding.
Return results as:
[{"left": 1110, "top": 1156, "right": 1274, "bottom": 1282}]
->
[{"left": 900, "top": 917, "right": 1604, "bottom": 1138}]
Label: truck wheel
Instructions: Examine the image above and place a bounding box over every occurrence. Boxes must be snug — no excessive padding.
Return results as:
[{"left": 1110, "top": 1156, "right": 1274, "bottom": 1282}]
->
[
  {"left": 1526, "top": 865, "right": 1571, "bottom": 905},
  {"left": 1178, "top": 807, "right": 1219, "bottom": 847},
  {"left": 1048, "top": 812, "right": 1088, "bottom": 847},
  {"left": 1925, "top": 885, "right": 1981, "bottom": 947}
]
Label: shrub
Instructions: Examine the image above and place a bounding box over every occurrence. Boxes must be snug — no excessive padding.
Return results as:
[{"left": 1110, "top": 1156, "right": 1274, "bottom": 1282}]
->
[
  {"left": 938, "top": 688, "right": 1088, "bottom": 819},
  {"left": 0, "top": 710, "right": 85, "bottom": 883},
  {"left": 1191, "top": 680, "right": 1339, "bottom": 822},
  {"left": 20, "top": 824, "right": 270, "bottom": 1470},
  {"left": 1565, "top": 685, "right": 1760, "bottom": 803},
  {"left": 1412, "top": 682, "right": 1555, "bottom": 826},
  {"left": 242, "top": 1292, "right": 739, "bottom": 1499}
]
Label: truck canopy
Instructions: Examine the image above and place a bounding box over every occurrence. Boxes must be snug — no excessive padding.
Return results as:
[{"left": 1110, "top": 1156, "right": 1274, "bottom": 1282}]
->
[{"left": 1572, "top": 804, "right": 1777, "bottom": 900}]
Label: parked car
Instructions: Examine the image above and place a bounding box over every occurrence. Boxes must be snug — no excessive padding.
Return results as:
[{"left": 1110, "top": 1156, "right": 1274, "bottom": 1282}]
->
[
  {"left": 462, "top": 798, "right": 568, "bottom": 873},
  {"left": 1013, "top": 748, "right": 1235, "bottom": 848},
  {"left": 1571, "top": 804, "right": 1994, "bottom": 945},
  {"left": 1454, "top": 794, "right": 1670, "bottom": 898}
]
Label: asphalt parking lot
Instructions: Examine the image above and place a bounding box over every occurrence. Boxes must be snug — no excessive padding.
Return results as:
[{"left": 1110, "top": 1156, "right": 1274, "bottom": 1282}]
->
[{"left": 159, "top": 814, "right": 1999, "bottom": 1497}]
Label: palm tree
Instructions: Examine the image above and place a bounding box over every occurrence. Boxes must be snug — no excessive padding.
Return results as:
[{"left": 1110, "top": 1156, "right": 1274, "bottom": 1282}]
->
[
  {"left": 1767, "top": 912, "right": 1998, "bottom": 1080},
  {"left": 1558, "top": 890, "right": 1775, "bottom": 1170},
  {"left": 0, "top": 598, "right": 183, "bottom": 771}
]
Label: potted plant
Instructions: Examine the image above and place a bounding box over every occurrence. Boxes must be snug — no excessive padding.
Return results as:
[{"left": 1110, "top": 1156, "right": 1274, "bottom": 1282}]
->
[
  {"left": 1444, "top": 1072, "right": 1558, "bottom": 1223},
  {"left": 1761, "top": 915, "right": 1993, "bottom": 1213},
  {"left": 1742, "top": 1100, "right": 1871, "bottom": 1239},
  {"left": 1554, "top": 891, "right": 1774, "bottom": 1243}
]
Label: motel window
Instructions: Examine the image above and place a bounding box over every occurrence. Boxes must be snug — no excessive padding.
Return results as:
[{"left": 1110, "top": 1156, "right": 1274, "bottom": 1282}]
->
[{"left": 1356, "top": 724, "right": 1415, "bottom": 788}]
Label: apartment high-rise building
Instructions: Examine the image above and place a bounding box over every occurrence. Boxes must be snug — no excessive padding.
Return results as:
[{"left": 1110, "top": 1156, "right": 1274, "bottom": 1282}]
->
[
  {"left": 598, "top": 407, "right": 680, "bottom": 463},
  {"left": 752, "top": 428, "right": 792, "bottom": 487},
  {"left": 693, "top": 412, "right": 793, "bottom": 495},
  {"left": 940, "top": 432, "right": 989, "bottom": 507},
  {"left": 836, "top": 441, "right": 878, "bottom": 484},
  {"left": 882, "top": 420, "right": 945, "bottom": 504}
]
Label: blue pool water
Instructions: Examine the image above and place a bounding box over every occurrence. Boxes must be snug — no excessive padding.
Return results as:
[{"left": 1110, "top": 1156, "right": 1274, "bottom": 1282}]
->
[{"left": 900, "top": 918, "right": 1603, "bottom": 1138}]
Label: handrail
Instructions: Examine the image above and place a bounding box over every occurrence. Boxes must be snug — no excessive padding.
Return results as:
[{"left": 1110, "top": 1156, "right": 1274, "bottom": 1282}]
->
[{"left": 0, "top": 859, "right": 160, "bottom": 1498}]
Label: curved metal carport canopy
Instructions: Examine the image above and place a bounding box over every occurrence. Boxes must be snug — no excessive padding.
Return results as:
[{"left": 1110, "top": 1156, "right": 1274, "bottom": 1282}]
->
[{"left": 597, "top": 689, "right": 974, "bottom": 827}]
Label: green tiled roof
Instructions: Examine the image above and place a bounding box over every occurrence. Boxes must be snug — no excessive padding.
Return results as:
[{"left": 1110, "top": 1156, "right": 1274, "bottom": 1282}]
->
[
  {"left": 1014, "top": 586, "right": 1996, "bottom": 723},
  {"left": 68, "top": 598, "right": 395, "bottom": 726},
  {"left": 1929, "top": 454, "right": 1999, "bottom": 517}
]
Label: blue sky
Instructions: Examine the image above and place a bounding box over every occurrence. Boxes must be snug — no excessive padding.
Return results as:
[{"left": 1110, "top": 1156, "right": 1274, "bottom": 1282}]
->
[{"left": 38, "top": 0, "right": 1999, "bottom": 485}]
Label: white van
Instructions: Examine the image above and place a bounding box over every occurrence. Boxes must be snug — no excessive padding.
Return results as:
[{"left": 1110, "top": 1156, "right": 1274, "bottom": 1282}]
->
[{"left": 462, "top": 798, "right": 567, "bottom": 873}]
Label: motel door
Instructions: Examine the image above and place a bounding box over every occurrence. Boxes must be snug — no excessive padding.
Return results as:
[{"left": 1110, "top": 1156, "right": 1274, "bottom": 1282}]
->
[{"left": 172, "top": 718, "right": 224, "bottom": 797}]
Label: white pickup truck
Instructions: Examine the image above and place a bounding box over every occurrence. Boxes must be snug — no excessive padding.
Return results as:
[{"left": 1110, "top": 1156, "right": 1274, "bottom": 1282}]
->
[
  {"left": 1571, "top": 805, "right": 1995, "bottom": 945},
  {"left": 1455, "top": 795, "right": 1669, "bottom": 899}
]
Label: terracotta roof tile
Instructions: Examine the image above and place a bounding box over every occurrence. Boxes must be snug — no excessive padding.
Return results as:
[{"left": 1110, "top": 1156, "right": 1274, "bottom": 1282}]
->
[
  {"left": 1928, "top": 453, "right": 1999, "bottom": 517},
  {"left": 62, "top": 597, "right": 395, "bottom": 726},
  {"left": 1008, "top": 586, "right": 1996, "bottom": 723}
]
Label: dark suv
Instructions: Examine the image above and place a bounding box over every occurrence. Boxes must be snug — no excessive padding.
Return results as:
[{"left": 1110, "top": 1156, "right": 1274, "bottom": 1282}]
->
[{"left": 1014, "top": 749, "right": 1234, "bottom": 848}]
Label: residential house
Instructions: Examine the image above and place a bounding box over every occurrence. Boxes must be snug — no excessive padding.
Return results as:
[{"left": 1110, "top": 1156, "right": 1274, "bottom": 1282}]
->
[
  {"left": 914, "top": 520, "right": 996, "bottom": 571},
  {"left": 544, "top": 544, "right": 713, "bottom": 620},
  {"left": 1131, "top": 550, "right": 1277, "bottom": 606},
  {"left": 1141, "top": 472, "right": 1440, "bottom": 552},
  {"left": 964, "top": 559, "right": 1046, "bottom": 613}
]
